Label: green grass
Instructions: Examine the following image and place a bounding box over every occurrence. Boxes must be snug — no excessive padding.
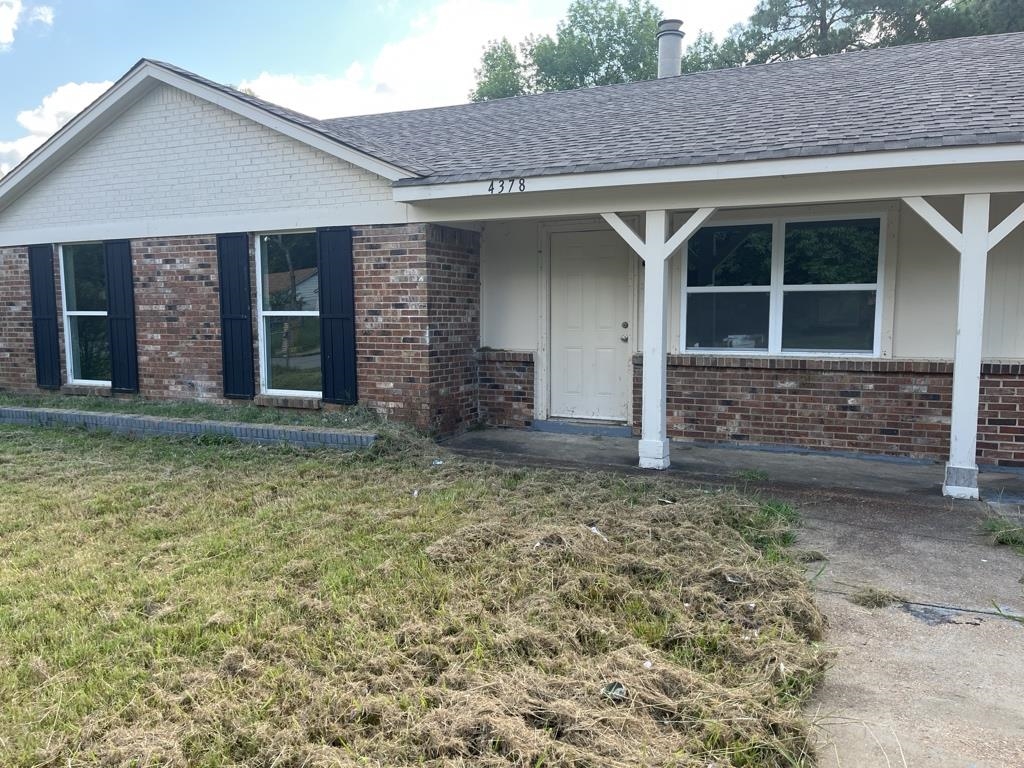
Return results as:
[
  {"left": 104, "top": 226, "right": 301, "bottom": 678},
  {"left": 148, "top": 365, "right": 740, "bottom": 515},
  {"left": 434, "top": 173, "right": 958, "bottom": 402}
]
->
[
  {"left": 0, "top": 425, "right": 826, "bottom": 767},
  {"left": 0, "top": 391, "right": 381, "bottom": 431},
  {"left": 982, "top": 516, "right": 1024, "bottom": 555}
]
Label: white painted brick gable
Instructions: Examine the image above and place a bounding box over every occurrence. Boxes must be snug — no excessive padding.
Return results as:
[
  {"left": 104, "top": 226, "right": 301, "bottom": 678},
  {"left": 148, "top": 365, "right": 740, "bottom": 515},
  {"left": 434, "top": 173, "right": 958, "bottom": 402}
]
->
[{"left": 0, "top": 84, "right": 397, "bottom": 238}]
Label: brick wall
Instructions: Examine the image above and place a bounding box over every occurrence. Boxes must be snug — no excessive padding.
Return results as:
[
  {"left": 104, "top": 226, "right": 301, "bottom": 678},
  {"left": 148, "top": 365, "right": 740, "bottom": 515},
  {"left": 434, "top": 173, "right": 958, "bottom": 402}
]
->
[
  {"left": 0, "top": 246, "right": 35, "bottom": 391},
  {"left": 352, "top": 225, "right": 431, "bottom": 428},
  {"left": 979, "top": 363, "right": 1024, "bottom": 467},
  {"left": 0, "top": 84, "right": 391, "bottom": 236},
  {"left": 632, "top": 355, "right": 1024, "bottom": 467},
  {"left": 352, "top": 223, "right": 480, "bottom": 434},
  {"left": 2, "top": 226, "right": 482, "bottom": 437},
  {"left": 479, "top": 351, "right": 534, "bottom": 427},
  {"left": 133, "top": 236, "right": 228, "bottom": 401},
  {"left": 425, "top": 225, "right": 480, "bottom": 434}
]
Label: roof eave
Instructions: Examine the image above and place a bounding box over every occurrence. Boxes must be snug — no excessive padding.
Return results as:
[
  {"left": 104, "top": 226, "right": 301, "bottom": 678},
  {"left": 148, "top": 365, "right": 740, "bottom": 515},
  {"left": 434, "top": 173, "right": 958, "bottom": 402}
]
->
[{"left": 392, "top": 143, "right": 1024, "bottom": 202}]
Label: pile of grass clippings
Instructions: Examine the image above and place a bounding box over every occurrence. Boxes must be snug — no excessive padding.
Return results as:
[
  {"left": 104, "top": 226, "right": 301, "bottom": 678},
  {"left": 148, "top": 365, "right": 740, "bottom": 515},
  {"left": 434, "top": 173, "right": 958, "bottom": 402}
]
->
[{"left": 0, "top": 425, "right": 827, "bottom": 767}]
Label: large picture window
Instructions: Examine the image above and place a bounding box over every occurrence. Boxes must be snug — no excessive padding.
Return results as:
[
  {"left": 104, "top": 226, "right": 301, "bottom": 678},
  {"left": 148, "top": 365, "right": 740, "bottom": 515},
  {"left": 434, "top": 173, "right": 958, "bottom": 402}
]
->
[
  {"left": 256, "top": 232, "right": 322, "bottom": 395},
  {"left": 61, "top": 243, "right": 111, "bottom": 384},
  {"left": 682, "top": 215, "right": 883, "bottom": 355}
]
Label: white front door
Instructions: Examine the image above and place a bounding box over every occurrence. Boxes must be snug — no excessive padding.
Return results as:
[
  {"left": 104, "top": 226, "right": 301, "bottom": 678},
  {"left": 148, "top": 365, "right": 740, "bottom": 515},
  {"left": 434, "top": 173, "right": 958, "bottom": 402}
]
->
[{"left": 550, "top": 231, "right": 633, "bottom": 421}]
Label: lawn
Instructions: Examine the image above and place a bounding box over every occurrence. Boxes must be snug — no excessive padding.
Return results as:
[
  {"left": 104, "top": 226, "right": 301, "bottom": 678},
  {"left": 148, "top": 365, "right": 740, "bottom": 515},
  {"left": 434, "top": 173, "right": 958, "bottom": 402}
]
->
[{"left": 0, "top": 423, "right": 827, "bottom": 767}]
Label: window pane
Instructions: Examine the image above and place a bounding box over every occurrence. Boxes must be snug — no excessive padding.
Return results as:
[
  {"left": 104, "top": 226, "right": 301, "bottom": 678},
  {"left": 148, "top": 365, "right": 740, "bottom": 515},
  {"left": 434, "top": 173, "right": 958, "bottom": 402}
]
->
[
  {"left": 64, "top": 243, "right": 107, "bottom": 311},
  {"left": 784, "top": 219, "right": 880, "bottom": 285},
  {"left": 687, "top": 224, "right": 772, "bottom": 287},
  {"left": 266, "top": 316, "right": 322, "bottom": 392},
  {"left": 69, "top": 315, "right": 111, "bottom": 381},
  {"left": 782, "top": 291, "right": 875, "bottom": 351},
  {"left": 261, "top": 233, "right": 319, "bottom": 311},
  {"left": 686, "top": 292, "right": 770, "bottom": 350}
]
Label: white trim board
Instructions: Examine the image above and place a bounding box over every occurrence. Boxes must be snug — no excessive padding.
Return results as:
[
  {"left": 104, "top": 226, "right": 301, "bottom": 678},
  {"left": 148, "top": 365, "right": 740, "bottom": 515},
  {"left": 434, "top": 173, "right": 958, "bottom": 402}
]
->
[
  {"left": 0, "top": 60, "right": 415, "bottom": 217},
  {"left": 0, "top": 203, "right": 411, "bottom": 249},
  {"left": 393, "top": 145, "right": 1024, "bottom": 203}
]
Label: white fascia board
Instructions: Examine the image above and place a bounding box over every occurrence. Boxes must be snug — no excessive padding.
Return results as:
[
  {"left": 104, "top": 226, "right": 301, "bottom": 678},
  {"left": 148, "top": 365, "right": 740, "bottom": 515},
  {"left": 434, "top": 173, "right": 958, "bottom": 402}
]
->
[
  {"left": 0, "top": 202, "right": 411, "bottom": 248},
  {"left": 392, "top": 144, "right": 1024, "bottom": 203},
  {"left": 0, "top": 61, "right": 415, "bottom": 216}
]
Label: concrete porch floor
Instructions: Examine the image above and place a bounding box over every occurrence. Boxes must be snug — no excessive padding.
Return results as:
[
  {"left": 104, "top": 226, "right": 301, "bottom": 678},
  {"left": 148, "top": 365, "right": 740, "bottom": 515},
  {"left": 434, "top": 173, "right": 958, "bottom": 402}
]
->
[
  {"left": 445, "top": 428, "right": 1024, "bottom": 502},
  {"left": 445, "top": 428, "right": 1024, "bottom": 766}
]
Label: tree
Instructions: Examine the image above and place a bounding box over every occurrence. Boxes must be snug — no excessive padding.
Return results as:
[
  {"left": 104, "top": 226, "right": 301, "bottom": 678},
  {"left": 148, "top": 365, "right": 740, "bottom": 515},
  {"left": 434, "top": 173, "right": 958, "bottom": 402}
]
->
[
  {"left": 470, "top": 0, "right": 661, "bottom": 101},
  {"left": 469, "top": 38, "right": 528, "bottom": 102},
  {"left": 473, "top": 0, "right": 1024, "bottom": 99}
]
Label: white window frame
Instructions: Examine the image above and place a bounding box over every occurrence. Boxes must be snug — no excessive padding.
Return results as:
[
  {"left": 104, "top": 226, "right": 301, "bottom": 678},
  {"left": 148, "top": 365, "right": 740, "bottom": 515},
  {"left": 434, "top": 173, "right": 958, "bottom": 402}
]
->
[
  {"left": 254, "top": 231, "right": 323, "bottom": 398},
  {"left": 58, "top": 243, "right": 111, "bottom": 387},
  {"left": 680, "top": 210, "right": 887, "bottom": 357}
]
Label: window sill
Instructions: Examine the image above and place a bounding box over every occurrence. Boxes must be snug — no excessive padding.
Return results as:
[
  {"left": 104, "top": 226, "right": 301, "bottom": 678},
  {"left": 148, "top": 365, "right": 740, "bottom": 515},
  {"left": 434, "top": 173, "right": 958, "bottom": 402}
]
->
[
  {"left": 61, "top": 383, "right": 113, "bottom": 397},
  {"left": 254, "top": 394, "right": 322, "bottom": 411}
]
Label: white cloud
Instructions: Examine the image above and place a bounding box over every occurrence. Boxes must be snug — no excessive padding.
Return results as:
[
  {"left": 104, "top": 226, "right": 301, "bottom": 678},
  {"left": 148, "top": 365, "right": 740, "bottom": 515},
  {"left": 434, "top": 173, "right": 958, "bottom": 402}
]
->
[
  {"left": 0, "top": 0, "right": 54, "bottom": 49},
  {"left": 0, "top": 0, "right": 23, "bottom": 48},
  {"left": 0, "top": 80, "right": 111, "bottom": 175},
  {"left": 241, "top": 0, "right": 568, "bottom": 118},
  {"left": 28, "top": 4, "right": 53, "bottom": 26}
]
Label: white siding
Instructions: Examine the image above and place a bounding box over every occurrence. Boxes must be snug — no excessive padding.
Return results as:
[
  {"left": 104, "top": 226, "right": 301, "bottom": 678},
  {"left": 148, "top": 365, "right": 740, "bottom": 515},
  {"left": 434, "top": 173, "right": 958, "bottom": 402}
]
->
[
  {"left": 480, "top": 220, "right": 539, "bottom": 350},
  {"left": 0, "top": 84, "right": 392, "bottom": 234},
  {"left": 892, "top": 194, "right": 1024, "bottom": 360}
]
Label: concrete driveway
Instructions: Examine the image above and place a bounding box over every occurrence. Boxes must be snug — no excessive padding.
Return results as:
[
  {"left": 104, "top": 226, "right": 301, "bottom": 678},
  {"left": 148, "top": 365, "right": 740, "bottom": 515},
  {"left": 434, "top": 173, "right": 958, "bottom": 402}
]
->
[{"left": 446, "top": 429, "right": 1024, "bottom": 766}]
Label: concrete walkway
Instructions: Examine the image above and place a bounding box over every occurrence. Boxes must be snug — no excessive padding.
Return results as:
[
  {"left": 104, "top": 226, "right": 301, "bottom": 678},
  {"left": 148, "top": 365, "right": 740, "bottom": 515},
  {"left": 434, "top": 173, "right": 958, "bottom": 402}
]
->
[{"left": 446, "top": 429, "right": 1024, "bottom": 767}]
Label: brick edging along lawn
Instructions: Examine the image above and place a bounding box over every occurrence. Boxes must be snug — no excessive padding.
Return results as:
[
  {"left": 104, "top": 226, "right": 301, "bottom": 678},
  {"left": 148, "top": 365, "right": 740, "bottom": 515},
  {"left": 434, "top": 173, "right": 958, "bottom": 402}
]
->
[{"left": 0, "top": 407, "right": 376, "bottom": 450}]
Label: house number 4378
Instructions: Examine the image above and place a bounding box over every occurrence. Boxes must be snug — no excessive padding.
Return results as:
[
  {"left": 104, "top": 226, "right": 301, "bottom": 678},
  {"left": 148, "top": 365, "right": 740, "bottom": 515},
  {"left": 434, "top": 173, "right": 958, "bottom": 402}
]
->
[{"left": 488, "top": 178, "right": 526, "bottom": 194}]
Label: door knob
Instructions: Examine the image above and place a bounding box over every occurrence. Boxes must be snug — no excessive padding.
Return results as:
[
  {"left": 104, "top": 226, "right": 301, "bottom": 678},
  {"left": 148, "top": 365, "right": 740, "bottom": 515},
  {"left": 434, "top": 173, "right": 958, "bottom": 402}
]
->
[{"left": 620, "top": 335, "right": 629, "bottom": 343}]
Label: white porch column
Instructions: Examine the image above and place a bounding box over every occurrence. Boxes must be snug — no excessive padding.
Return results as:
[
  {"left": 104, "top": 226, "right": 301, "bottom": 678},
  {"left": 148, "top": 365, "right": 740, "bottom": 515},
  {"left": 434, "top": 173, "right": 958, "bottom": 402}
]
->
[
  {"left": 904, "top": 193, "right": 1024, "bottom": 499},
  {"left": 944, "top": 194, "right": 990, "bottom": 498},
  {"left": 602, "top": 207, "right": 716, "bottom": 469}
]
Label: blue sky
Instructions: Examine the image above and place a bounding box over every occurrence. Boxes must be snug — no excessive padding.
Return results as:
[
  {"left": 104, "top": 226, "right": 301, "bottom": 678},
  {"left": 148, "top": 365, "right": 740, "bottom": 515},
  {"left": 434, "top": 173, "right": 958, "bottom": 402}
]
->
[{"left": 0, "top": 0, "right": 758, "bottom": 173}]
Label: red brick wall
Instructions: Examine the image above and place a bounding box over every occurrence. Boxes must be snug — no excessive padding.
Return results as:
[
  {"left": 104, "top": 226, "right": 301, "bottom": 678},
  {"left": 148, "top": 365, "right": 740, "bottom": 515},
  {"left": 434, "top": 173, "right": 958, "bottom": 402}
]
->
[
  {"left": 479, "top": 351, "right": 534, "bottom": 427},
  {"left": 2, "top": 226, "right": 482, "bottom": 436},
  {"left": 133, "top": 236, "right": 228, "bottom": 401},
  {"left": 352, "top": 223, "right": 480, "bottom": 434},
  {"left": 632, "top": 355, "right": 1024, "bottom": 467},
  {"left": 352, "top": 224, "right": 431, "bottom": 428},
  {"left": 425, "top": 225, "right": 480, "bottom": 434},
  {"left": 979, "top": 364, "right": 1024, "bottom": 467},
  {"left": 0, "top": 246, "right": 35, "bottom": 391}
]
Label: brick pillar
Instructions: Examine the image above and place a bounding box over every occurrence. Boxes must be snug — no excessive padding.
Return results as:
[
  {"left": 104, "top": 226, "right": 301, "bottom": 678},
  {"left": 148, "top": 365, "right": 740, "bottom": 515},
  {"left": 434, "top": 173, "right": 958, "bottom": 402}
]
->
[
  {"left": 425, "top": 224, "right": 480, "bottom": 434},
  {"left": 353, "top": 223, "right": 480, "bottom": 435}
]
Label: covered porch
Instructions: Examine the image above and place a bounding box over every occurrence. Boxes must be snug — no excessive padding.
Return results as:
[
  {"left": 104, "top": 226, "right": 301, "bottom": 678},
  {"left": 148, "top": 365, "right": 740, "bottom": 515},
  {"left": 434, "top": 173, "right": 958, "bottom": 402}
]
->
[{"left": 406, "top": 164, "right": 1024, "bottom": 500}]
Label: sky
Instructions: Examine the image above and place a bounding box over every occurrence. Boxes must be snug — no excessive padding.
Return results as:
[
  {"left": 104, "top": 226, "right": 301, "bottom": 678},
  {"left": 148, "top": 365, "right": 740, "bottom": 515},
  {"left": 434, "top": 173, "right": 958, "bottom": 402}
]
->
[{"left": 0, "top": 0, "right": 760, "bottom": 175}]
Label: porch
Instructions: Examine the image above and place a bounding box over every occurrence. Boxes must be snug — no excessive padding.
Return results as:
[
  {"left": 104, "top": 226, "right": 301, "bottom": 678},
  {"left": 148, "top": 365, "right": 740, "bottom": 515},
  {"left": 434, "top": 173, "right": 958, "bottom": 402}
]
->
[
  {"left": 445, "top": 427, "right": 1024, "bottom": 503},
  {"left": 461, "top": 189, "right": 1024, "bottom": 500}
]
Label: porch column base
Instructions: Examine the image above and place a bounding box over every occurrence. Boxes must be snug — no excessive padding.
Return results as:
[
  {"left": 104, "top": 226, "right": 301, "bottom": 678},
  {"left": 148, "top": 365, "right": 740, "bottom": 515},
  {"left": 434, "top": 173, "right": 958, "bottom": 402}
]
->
[
  {"left": 942, "top": 463, "right": 979, "bottom": 500},
  {"left": 638, "top": 438, "right": 670, "bottom": 470}
]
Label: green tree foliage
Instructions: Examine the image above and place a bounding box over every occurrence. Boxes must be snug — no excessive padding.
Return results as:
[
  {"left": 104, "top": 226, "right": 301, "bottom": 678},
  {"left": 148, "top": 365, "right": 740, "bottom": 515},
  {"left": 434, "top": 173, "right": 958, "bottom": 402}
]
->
[
  {"left": 470, "top": 0, "right": 661, "bottom": 101},
  {"left": 703, "top": 0, "right": 1024, "bottom": 69},
  {"left": 472, "top": 0, "right": 1024, "bottom": 97}
]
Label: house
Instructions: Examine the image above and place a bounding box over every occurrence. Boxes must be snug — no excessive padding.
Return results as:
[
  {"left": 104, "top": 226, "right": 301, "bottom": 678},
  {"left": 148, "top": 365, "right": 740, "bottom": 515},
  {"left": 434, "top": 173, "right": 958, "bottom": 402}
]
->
[{"left": 1, "top": 22, "right": 1023, "bottom": 500}]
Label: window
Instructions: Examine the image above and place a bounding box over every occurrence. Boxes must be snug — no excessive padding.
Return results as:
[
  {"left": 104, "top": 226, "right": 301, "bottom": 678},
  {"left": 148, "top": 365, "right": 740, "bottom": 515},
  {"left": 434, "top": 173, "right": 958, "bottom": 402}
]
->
[
  {"left": 682, "top": 215, "right": 883, "bottom": 355},
  {"left": 61, "top": 243, "right": 111, "bottom": 384},
  {"left": 256, "top": 232, "right": 322, "bottom": 395}
]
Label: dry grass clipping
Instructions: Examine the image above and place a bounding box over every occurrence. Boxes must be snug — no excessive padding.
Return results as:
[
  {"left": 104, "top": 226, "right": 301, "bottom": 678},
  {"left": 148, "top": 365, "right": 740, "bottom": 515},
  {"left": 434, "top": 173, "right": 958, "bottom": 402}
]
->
[{"left": 0, "top": 427, "right": 828, "bottom": 767}]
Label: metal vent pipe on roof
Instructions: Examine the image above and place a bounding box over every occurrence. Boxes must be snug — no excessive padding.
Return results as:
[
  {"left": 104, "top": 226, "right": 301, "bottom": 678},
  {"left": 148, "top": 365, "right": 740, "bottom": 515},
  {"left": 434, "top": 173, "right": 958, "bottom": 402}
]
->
[{"left": 656, "top": 19, "right": 684, "bottom": 78}]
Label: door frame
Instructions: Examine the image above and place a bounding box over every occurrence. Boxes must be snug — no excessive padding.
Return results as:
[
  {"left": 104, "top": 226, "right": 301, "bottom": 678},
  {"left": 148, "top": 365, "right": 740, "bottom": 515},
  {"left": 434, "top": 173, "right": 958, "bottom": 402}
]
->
[{"left": 536, "top": 218, "right": 640, "bottom": 422}]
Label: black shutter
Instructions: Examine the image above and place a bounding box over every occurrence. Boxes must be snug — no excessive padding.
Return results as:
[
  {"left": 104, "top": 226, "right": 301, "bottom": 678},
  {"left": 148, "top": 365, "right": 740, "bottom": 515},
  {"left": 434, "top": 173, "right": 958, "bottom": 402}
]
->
[
  {"left": 28, "top": 244, "right": 61, "bottom": 389},
  {"left": 103, "top": 240, "right": 138, "bottom": 393},
  {"left": 317, "top": 227, "right": 357, "bottom": 404},
  {"left": 216, "top": 233, "right": 255, "bottom": 399}
]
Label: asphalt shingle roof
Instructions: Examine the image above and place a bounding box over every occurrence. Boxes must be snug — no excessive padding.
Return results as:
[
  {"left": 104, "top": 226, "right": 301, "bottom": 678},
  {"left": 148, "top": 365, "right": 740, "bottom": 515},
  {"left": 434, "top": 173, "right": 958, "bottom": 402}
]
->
[{"left": 157, "top": 32, "right": 1024, "bottom": 186}]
